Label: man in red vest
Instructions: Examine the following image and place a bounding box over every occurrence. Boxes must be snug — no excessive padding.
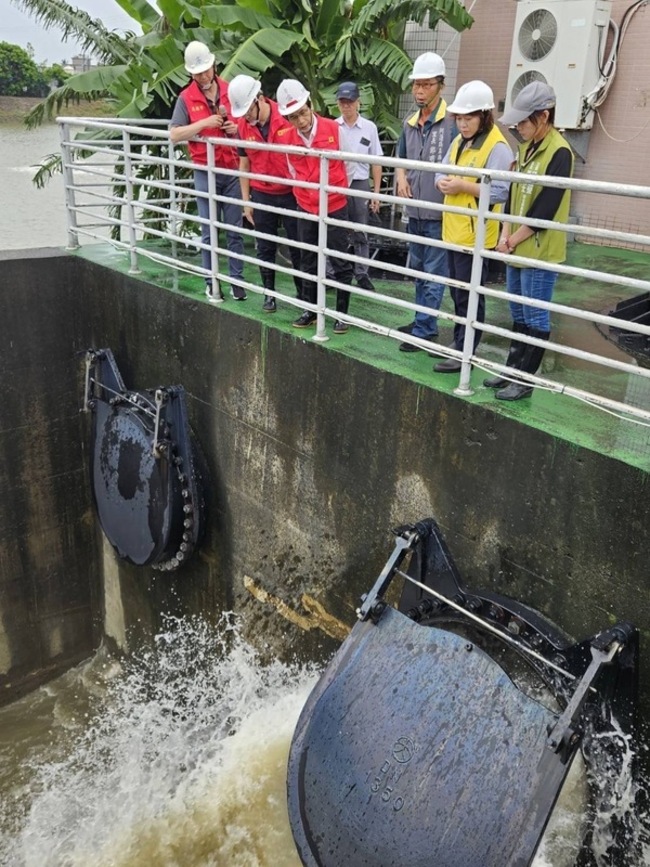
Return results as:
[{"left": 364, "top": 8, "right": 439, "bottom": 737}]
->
[
  {"left": 277, "top": 79, "right": 354, "bottom": 334},
  {"left": 229, "top": 74, "right": 303, "bottom": 313},
  {"left": 170, "top": 41, "right": 246, "bottom": 301}
]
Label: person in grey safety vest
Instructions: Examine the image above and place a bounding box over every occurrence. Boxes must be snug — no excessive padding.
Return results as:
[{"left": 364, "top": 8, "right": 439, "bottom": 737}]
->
[{"left": 394, "top": 52, "right": 455, "bottom": 353}]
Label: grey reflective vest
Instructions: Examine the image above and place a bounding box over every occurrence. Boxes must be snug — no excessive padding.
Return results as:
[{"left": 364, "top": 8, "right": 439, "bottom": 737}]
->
[{"left": 401, "top": 99, "right": 455, "bottom": 221}]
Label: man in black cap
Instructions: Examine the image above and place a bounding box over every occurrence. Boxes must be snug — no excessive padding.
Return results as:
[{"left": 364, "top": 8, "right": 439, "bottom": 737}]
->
[{"left": 335, "top": 81, "right": 383, "bottom": 292}]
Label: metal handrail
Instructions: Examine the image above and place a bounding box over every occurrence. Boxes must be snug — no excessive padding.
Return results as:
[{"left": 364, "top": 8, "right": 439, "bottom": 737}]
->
[{"left": 56, "top": 116, "right": 650, "bottom": 426}]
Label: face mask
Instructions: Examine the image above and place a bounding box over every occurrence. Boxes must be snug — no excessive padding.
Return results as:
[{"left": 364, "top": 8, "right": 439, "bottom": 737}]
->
[{"left": 198, "top": 69, "right": 215, "bottom": 92}]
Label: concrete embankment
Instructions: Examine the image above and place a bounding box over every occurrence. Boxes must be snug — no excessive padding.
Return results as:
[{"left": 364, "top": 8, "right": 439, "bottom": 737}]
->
[{"left": 1, "top": 248, "right": 648, "bottom": 711}]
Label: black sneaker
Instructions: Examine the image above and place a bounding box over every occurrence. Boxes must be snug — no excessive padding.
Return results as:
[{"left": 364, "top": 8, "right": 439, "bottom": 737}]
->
[
  {"left": 356, "top": 276, "right": 375, "bottom": 292},
  {"left": 262, "top": 297, "right": 277, "bottom": 313},
  {"left": 231, "top": 285, "right": 247, "bottom": 301},
  {"left": 398, "top": 336, "right": 436, "bottom": 353},
  {"left": 433, "top": 357, "right": 462, "bottom": 373},
  {"left": 397, "top": 322, "right": 416, "bottom": 334},
  {"left": 333, "top": 320, "right": 349, "bottom": 334},
  {"left": 293, "top": 311, "right": 317, "bottom": 328}
]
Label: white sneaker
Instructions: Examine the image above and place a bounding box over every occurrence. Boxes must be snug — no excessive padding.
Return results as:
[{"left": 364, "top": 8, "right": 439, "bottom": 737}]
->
[{"left": 206, "top": 282, "right": 224, "bottom": 303}]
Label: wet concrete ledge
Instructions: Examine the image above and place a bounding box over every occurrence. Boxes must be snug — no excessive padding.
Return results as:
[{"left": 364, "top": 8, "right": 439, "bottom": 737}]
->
[{"left": 0, "top": 249, "right": 648, "bottom": 712}]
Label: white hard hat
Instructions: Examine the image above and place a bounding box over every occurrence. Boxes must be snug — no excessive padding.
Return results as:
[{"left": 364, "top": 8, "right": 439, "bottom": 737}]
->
[
  {"left": 447, "top": 80, "right": 495, "bottom": 114},
  {"left": 276, "top": 79, "right": 310, "bottom": 116},
  {"left": 184, "top": 41, "right": 215, "bottom": 75},
  {"left": 229, "top": 74, "right": 262, "bottom": 117},
  {"left": 409, "top": 52, "right": 446, "bottom": 81}
]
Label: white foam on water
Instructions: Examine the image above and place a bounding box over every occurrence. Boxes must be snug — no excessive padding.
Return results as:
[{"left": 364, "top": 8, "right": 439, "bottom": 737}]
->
[
  {"left": 2, "top": 615, "right": 316, "bottom": 867},
  {"left": 1, "top": 615, "right": 649, "bottom": 867}
]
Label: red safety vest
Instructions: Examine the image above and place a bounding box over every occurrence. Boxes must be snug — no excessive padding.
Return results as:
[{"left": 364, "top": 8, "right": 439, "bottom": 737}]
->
[
  {"left": 285, "top": 116, "right": 348, "bottom": 214},
  {"left": 179, "top": 78, "right": 238, "bottom": 170},
  {"left": 236, "top": 100, "right": 294, "bottom": 195}
]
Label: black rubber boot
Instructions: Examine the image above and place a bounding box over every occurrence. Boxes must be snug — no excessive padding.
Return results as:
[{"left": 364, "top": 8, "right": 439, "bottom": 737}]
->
[
  {"left": 495, "top": 329, "right": 549, "bottom": 401},
  {"left": 484, "top": 322, "right": 529, "bottom": 388}
]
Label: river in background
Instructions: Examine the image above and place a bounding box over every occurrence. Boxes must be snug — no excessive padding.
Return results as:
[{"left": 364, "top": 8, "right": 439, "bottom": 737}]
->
[{"left": 1, "top": 124, "right": 69, "bottom": 250}]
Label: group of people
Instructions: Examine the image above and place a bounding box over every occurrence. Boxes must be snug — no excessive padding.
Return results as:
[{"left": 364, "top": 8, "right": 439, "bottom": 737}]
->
[{"left": 169, "top": 42, "right": 574, "bottom": 401}]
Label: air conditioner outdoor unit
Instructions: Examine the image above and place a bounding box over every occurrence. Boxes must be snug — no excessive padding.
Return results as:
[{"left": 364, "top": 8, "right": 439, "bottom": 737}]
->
[{"left": 505, "top": 0, "right": 612, "bottom": 130}]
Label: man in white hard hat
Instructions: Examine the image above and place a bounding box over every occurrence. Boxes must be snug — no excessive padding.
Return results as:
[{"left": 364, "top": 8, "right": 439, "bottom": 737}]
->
[
  {"left": 230, "top": 74, "right": 303, "bottom": 313},
  {"left": 432, "top": 80, "right": 513, "bottom": 373},
  {"left": 394, "top": 52, "right": 455, "bottom": 352},
  {"left": 335, "top": 81, "right": 383, "bottom": 293},
  {"left": 276, "top": 78, "right": 355, "bottom": 334},
  {"left": 170, "top": 41, "right": 246, "bottom": 301}
]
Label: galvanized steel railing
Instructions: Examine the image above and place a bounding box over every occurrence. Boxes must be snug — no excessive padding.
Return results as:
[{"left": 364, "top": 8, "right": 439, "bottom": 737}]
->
[{"left": 56, "top": 116, "right": 650, "bottom": 426}]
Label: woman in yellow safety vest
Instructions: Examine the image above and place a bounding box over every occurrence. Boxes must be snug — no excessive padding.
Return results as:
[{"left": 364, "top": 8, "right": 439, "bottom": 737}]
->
[
  {"left": 434, "top": 81, "right": 513, "bottom": 374},
  {"left": 488, "top": 81, "right": 574, "bottom": 401}
]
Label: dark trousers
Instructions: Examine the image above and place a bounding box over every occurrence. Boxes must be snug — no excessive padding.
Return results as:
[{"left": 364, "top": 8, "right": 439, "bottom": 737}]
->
[
  {"left": 251, "top": 189, "right": 301, "bottom": 295},
  {"left": 447, "top": 250, "right": 488, "bottom": 350},
  {"left": 298, "top": 204, "right": 353, "bottom": 315},
  {"left": 193, "top": 170, "right": 243, "bottom": 281}
]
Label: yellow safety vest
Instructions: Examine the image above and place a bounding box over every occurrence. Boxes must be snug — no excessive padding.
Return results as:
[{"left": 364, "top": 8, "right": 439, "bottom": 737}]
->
[{"left": 442, "top": 126, "right": 509, "bottom": 249}]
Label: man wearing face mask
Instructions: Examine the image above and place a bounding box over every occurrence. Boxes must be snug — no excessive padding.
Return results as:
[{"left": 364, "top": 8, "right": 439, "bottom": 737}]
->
[
  {"left": 229, "top": 74, "right": 303, "bottom": 312},
  {"left": 170, "top": 41, "right": 246, "bottom": 301},
  {"left": 394, "top": 52, "right": 455, "bottom": 352}
]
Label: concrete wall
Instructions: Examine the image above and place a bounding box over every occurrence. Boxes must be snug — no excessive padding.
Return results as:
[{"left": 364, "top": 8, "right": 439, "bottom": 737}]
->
[
  {"left": 0, "top": 250, "right": 100, "bottom": 704},
  {"left": 1, "top": 250, "right": 649, "bottom": 709}
]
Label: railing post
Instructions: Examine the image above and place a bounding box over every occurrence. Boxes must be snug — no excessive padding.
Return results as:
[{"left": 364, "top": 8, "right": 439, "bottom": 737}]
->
[
  {"left": 121, "top": 128, "right": 140, "bottom": 274},
  {"left": 205, "top": 142, "right": 223, "bottom": 302},
  {"left": 59, "top": 121, "right": 79, "bottom": 250},
  {"left": 314, "top": 153, "right": 330, "bottom": 342},
  {"left": 167, "top": 139, "right": 178, "bottom": 266},
  {"left": 455, "top": 175, "right": 492, "bottom": 396}
]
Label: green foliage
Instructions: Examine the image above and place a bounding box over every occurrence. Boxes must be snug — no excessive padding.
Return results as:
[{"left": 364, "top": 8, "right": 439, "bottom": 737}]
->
[
  {"left": 14, "top": 0, "right": 473, "bottom": 130},
  {"left": 14, "top": 0, "right": 473, "bottom": 217},
  {"left": 42, "top": 63, "right": 72, "bottom": 88},
  {"left": 0, "top": 41, "right": 49, "bottom": 96}
]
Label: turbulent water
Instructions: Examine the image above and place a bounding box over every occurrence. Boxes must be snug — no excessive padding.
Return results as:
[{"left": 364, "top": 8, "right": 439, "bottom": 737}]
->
[
  {"left": 1, "top": 615, "right": 648, "bottom": 867},
  {"left": 0, "top": 616, "right": 313, "bottom": 867}
]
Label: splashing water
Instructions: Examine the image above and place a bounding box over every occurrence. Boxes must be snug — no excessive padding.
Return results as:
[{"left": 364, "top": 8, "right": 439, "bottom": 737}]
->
[
  {"left": 1, "top": 615, "right": 649, "bottom": 867},
  {"left": 1, "top": 615, "right": 317, "bottom": 867}
]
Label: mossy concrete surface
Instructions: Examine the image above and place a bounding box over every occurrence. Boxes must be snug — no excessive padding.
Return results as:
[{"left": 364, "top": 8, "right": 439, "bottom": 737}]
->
[{"left": 0, "top": 247, "right": 648, "bottom": 714}]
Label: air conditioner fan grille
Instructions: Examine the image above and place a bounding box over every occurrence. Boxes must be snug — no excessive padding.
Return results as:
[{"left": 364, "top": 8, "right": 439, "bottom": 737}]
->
[
  {"left": 511, "top": 70, "right": 548, "bottom": 106},
  {"left": 518, "top": 8, "right": 558, "bottom": 61}
]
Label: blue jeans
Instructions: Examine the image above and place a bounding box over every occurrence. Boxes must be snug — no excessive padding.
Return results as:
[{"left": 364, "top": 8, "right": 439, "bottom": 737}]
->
[
  {"left": 194, "top": 169, "right": 244, "bottom": 282},
  {"left": 506, "top": 265, "right": 558, "bottom": 332},
  {"left": 407, "top": 219, "right": 447, "bottom": 338}
]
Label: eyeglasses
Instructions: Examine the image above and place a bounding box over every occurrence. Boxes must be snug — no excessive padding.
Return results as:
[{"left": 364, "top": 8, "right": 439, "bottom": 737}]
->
[
  {"left": 245, "top": 98, "right": 260, "bottom": 118},
  {"left": 412, "top": 81, "right": 440, "bottom": 90},
  {"left": 287, "top": 106, "right": 311, "bottom": 122}
]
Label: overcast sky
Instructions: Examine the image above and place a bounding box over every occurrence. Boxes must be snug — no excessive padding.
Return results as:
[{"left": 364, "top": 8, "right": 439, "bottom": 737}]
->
[{"left": 4, "top": 0, "right": 144, "bottom": 65}]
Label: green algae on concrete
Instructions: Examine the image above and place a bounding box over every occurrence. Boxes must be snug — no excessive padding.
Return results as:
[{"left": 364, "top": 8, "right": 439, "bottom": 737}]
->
[
  {"left": 4, "top": 246, "right": 650, "bottom": 717},
  {"left": 72, "top": 240, "right": 650, "bottom": 473}
]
